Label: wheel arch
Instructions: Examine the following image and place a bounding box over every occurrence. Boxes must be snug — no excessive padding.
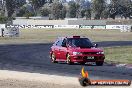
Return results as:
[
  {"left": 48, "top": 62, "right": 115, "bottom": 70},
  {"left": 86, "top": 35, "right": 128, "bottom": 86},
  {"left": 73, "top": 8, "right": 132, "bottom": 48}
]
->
[{"left": 66, "top": 52, "right": 69, "bottom": 57}]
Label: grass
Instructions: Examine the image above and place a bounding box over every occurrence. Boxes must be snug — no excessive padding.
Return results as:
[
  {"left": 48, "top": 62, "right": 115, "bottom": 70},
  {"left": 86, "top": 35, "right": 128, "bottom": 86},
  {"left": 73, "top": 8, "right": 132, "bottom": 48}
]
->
[
  {"left": 0, "top": 29, "right": 132, "bottom": 44},
  {"left": 0, "top": 29, "right": 132, "bottom": 64},
  {"left": 104, "top": 46, "right": 132, "bottom": 64}
]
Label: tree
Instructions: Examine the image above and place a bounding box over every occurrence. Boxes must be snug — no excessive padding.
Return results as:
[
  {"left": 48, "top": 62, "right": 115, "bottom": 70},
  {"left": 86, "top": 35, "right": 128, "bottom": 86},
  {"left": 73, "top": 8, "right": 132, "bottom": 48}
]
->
[
  {"left": 80, "top": 0, "right": 91, "bottom": 19},
  {"left": 15, "top": 0, "right": 26, "bottom": 9},
  {"left": 92, "top": 0, "right": 106, "bottom": 19},
  {"left": 5, "top": 0, "right": 16, "bottom": 17},
  {"left": 40, "top": 8, "right": 50, "bottom": 16},
  {"left": 16, "top": 6, "right": 27, "bottom": 17},
  {"left": 68, "top": 1, "right": 80, "bottom": 18},
  {"left": 16, "top": 6, "right": 35, "bottom": 17},
  {"left": 81, "top": 9, "right": 86, "bottom": 18},
  {"left": 85, "top": 9, "right": 91, "bottom": 19},
  {"left": 29, "top": 0, "right": 46, "bottom": 15},
  {"left": 0, "top": 15, "right": 8, "bottom": 23},
  {"left": 61, "top": 6, "right": 67, "bottom": 19},
  {"left": 51, "top": 2, "right": 65, "bottom": 19},
  {"left": 29, "top": 0, "right": 46, "bottom": 8},
  {"left": 101, "top": 9, "right": 109, "bottom": 19},
  {"left": 118, "top": 0, "right": 132, "bottom": 19},
  {"left": 76, "top": 3, "right": 80, "bottom": 18},
  {"left": 24, "top": 12, "right": 35, "bottom": 19},
  {"left": 108, "top": 0, "right": 132, "bottom": 19}
]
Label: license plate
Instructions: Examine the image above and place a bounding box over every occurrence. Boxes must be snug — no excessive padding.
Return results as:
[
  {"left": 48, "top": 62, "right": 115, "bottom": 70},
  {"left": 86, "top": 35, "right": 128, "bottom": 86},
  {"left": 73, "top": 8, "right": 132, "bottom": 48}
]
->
[{"left": 87, "top": 57, "right": 94, "bottom": 59}]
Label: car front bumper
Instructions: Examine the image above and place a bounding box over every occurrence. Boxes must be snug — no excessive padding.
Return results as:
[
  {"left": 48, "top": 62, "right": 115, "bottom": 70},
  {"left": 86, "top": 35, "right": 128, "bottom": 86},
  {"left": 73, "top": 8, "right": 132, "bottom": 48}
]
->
[{"left": 70, "top": 54, "right": 105, "bottom": 63}]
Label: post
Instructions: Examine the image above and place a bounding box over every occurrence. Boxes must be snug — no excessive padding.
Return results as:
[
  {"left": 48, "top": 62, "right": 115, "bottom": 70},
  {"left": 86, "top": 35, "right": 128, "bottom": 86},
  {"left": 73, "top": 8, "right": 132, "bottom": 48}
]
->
[{"left": 1, "top": 28, "right": 4, "bottom": 37}]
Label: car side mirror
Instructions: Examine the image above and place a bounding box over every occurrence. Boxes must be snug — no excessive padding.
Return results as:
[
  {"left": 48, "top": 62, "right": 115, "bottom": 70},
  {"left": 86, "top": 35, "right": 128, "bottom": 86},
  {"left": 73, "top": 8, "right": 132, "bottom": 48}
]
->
[{"left": 94, "top": 44, "right": 98, "bottom": 48}]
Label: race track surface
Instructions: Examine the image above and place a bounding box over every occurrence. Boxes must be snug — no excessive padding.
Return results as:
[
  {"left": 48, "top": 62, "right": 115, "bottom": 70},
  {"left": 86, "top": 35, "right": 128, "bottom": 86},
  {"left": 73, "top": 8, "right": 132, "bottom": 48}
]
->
[{"left": 0, "top": 41, "right": 132, "bottom": 80}]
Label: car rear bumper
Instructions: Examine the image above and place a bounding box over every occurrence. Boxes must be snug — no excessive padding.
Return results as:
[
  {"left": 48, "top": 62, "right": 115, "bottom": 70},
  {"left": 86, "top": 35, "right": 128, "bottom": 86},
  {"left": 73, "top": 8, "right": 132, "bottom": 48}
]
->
[{"left": 70, "top": 55, "right": 105, "bottom": 63}]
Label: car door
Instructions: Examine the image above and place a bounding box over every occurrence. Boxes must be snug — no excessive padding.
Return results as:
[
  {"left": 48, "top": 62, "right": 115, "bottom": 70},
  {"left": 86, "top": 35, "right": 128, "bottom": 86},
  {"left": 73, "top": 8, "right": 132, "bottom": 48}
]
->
[
  {"left": 54, "top": 39, "right": 63, "bottom": 60},
  {"left": 59, "top": 39, "right": 67, "bottom": 61}
]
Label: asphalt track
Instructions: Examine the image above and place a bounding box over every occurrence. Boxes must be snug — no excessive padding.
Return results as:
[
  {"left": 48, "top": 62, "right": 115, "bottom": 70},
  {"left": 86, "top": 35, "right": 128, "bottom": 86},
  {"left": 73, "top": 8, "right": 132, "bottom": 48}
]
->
[{"left": 0, "top": 41, "right": 132, "bottom": 80}]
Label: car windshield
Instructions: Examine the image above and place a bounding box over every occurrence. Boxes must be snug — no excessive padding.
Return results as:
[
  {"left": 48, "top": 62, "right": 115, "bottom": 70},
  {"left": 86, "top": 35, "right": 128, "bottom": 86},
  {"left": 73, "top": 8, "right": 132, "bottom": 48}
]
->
[{"left": 67, "top": 38, "right": 94, "bottom": 48}]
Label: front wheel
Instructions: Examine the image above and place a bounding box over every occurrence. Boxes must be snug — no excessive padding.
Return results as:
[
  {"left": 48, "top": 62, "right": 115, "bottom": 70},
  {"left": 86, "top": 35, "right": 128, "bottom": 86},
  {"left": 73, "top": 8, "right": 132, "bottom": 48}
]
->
[
  {"left": 66, "top": 54, "right": 73, "bottom": 65},
  {"left": 96, "top": 61, "right": 104, "bottom": 66}
]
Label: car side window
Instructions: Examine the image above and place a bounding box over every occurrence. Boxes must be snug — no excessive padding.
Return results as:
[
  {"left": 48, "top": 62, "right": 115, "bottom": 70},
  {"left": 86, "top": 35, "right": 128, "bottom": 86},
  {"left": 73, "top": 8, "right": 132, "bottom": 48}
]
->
[
  {"left": 62, "top": 39, "right": 67, "bottom": 47},
  {"left": 53, "top": 39, "right": 59, "bottom": 46},
  {"left": 56, "top": 40, "right": 63, "bottom": 46}
]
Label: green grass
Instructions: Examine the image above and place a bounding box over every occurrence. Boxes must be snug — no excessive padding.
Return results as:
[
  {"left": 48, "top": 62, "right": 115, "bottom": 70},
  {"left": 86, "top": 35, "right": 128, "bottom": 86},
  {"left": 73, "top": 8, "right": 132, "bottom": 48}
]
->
[
  {"left": 104, "top": 46, "right": 132, "bottom": 64},
  {"left": 0, "top": 29, "right": 132, "bottom": 44}
]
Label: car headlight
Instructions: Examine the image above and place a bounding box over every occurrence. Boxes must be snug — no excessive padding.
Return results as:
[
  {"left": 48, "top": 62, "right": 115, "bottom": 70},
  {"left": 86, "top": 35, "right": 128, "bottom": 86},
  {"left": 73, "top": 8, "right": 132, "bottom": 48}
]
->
[
  {"left": 97, "top": 52, "right": 104, "bottom": 54},
  {"left": 73, "top": 52, "right": 82, "bottom": 55}
]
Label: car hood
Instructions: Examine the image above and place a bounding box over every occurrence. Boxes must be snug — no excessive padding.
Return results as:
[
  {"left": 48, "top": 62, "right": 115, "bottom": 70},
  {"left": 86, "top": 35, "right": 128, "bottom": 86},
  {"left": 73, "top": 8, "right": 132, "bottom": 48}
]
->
[{"left": 68, "top": 47, "right": 103, "bottom": 52}]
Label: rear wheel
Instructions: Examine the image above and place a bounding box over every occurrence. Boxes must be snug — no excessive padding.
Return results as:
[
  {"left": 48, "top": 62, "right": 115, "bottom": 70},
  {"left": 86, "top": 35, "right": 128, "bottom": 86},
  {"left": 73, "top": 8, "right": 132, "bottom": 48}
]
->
[
  {"left": 66, "top": 54, "right": 73, "bottom": 65},
  {"left": 96, "top": 61, "right": 103, "bottom": 66},
  {"left": 51, "top": 53, "right": 57, "bottom": 63}
]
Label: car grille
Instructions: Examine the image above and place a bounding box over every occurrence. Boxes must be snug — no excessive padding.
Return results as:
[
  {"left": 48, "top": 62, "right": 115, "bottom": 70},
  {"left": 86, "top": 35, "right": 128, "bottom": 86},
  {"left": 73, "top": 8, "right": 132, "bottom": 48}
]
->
[{"left": 83, "top": 52, "right": 97, "bottom": 55}]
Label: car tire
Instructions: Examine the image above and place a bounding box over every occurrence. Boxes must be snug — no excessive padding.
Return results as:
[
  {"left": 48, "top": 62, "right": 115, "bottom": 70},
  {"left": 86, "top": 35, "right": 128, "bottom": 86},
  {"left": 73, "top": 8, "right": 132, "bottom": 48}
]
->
[
  {"left": 66, "top": 54, "right": 73, "bottom": 65},
  {"left": 51, "top": 53, "right": 57, "bottom": 63},
  {"left": 96, "top": 61, "right": 103, "bottom": 66}
]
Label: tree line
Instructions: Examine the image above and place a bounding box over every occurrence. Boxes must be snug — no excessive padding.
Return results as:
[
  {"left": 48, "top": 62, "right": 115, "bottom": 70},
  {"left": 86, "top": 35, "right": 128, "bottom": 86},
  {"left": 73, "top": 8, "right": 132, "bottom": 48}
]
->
[{"left": 0, "top": 0, "right": 132, "bottom": 21}]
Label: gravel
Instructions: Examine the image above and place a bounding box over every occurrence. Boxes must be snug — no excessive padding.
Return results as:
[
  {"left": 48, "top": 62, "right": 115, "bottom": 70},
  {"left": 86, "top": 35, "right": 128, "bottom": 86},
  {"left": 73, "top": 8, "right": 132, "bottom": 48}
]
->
[{"left": 0, "top": 70, "right": 131, "bottom": 88}]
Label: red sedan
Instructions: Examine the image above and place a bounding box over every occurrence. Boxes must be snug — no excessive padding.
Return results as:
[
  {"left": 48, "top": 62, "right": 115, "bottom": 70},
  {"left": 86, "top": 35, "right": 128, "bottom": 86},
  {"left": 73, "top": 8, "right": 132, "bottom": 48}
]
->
[{"left": 50, "top": 36, "right": 105, "bottom": 66}]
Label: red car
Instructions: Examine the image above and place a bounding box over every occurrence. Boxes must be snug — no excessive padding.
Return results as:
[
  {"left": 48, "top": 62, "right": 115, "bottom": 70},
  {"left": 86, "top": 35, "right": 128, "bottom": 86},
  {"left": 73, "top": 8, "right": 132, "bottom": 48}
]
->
[{"left": 50, "top": 36, "right": 105, "bottom": 66}]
